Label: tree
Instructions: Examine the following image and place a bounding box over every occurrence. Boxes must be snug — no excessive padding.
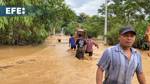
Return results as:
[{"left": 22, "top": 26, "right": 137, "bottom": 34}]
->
[
  {"left": 98, "top": 0, "right": 149, "bottom": 48},
  {"left": 0, "top": 0, "right": 76, "bottom": 45}
]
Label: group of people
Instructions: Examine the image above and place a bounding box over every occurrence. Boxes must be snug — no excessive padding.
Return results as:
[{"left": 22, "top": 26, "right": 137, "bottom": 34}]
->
[
  {"left": 69, "top": 34, "right": 99, "bottom": 60},
  {"left": 69, "top": 26, "right": 147, "bottom": 84}
]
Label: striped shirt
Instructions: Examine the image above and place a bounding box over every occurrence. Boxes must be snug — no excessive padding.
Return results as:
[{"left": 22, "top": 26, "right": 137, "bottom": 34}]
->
[{"left": 97, "top": 44, "right": 143, "bottom": 84}]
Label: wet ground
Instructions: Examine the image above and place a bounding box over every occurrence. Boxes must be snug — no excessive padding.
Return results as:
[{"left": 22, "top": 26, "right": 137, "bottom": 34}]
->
[{"left": 0, "top": 35, "right": 149, "bottom": 84}]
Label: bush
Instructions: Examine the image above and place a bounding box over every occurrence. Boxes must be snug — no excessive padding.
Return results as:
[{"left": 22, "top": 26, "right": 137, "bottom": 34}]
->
[{"left": 106, "top": 23, "right": 122, "bottom": 45}]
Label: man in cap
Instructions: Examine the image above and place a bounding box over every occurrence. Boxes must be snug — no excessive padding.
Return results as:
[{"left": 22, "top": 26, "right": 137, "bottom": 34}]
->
[{"left": 96, "top": 26, "right": 146, "bottom": 84}]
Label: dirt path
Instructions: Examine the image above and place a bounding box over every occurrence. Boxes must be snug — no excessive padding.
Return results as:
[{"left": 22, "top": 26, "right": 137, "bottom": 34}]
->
[{"left": 0, "top": 36, "right": 149, "bottom": 84}]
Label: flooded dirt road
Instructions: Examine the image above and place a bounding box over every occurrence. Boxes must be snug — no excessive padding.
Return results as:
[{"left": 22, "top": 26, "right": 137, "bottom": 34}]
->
[{"left": 0, "top": 36, "right": 149, "bottom": 84}]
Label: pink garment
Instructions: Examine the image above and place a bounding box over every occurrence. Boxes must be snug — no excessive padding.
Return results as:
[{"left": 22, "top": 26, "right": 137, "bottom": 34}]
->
[{"left": 86, "top": 39, "right": 95, "bottom": 52}]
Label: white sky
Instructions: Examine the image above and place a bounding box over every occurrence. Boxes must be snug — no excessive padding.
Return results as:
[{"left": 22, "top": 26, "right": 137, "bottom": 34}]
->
[{"left": 65, "top": 0, "right": 105, "bottom": 16}]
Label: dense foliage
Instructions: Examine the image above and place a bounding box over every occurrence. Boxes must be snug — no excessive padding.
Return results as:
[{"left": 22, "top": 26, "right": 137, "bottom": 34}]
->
[
  {"left": 98, "top": 0, "right": 150, "bottom": 49},
  {"left": 0, "top": 0, "right": 76, "bottom": 45}
]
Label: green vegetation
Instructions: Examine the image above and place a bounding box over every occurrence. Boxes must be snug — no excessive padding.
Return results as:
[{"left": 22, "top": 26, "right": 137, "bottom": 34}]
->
[
  {"left": 0, "top": 0, "right": 150, "bottom": 50},
  {"left": 0, "top": 0, "right": 76, "bottom": 45},
  {"left": 98, "top": 0, "right": 150, "bottom": 49}
]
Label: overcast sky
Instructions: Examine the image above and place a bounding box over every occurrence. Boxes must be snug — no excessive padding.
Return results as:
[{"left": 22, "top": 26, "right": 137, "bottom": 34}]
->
[{"left": 64, "top": 0, "right": 105, "bottom": 16}]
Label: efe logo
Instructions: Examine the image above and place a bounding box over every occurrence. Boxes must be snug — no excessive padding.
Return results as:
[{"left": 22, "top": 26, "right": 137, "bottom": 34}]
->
[{"left": 6, "top": 7, "right": 25, "bottom": 15}]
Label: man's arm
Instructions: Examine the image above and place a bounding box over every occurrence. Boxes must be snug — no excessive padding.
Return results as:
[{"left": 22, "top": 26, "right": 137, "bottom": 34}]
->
[
  {"left": 96, "top": 67, "right": 103, "bottom": 84},
  {"left": 76, "top": 39, "right": 79, "bottom": 45},
  {"left": 96, "top": 48, "right": 111, "bottom": 84},
  {"left": 137, "top": 72, "right": 146, "bottom": 84},
  {"left": 93, "top": 41, "right": 99, "bottom": 48},
  {"left": 136, "top": 52, "right": 146, "bottom": 84}
]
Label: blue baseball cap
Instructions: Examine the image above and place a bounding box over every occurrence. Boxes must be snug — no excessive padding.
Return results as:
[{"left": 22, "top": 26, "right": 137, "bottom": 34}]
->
[{"left": 119, "top": 26, "right": 136, "bottom": 35}]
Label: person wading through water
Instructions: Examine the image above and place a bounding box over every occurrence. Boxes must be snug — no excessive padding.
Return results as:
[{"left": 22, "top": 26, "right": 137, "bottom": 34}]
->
[{"left": 96, "top": 26, "right": 146, "bottom": 84}]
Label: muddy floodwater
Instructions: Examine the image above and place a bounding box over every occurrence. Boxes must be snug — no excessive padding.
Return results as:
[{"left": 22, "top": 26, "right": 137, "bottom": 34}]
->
[{"left": 0, "top": 36, "right": 150, "bottom": 84}]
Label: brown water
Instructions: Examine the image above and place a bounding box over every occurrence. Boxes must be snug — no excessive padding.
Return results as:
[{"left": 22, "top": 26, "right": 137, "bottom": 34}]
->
[{"left": 0, "top": 36, "right": 149, "bottom": 84}]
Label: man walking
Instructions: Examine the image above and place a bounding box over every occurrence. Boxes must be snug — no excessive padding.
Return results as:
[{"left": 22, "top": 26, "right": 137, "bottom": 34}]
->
[
  {"left": 85, "top": 35, "right": 99, "bottom": 59},
  {"left": 76, "top": 34, "right": 86, "bottom": 60},
  {"left": 69, "top": 34, "right": 76, "bottom": 50},
  {"left": 96, "top": 26, "right": 146, "bottom": 84}
]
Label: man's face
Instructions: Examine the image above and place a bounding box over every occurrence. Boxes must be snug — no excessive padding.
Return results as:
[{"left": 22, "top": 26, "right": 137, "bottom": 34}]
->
[{"left": 119, "top": 32, "right": 136, "bottom": 47}]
